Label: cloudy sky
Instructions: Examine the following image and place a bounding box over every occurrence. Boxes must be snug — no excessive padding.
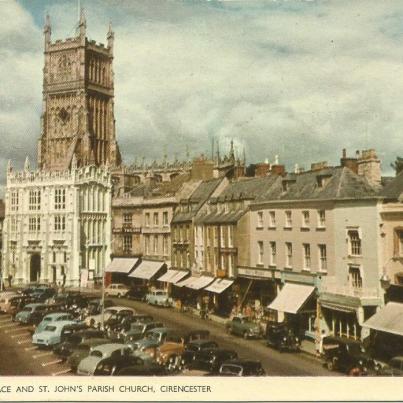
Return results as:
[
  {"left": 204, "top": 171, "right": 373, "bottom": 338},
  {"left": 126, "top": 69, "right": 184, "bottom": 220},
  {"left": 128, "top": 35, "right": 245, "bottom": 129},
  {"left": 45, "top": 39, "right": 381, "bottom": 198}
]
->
[{"left": 1, "top": 0, "right": 402, "bottom": 191}]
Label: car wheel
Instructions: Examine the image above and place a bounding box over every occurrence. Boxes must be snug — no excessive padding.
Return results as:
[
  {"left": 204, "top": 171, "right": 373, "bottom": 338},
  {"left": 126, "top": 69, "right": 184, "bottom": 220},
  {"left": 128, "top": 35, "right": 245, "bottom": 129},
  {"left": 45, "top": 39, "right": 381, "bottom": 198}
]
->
[
  {"left": 243, "top": 331, "right": 249, "bottom": 340},
  {"left": 326, "top": 358, "right": 336, "bottom": 371}
]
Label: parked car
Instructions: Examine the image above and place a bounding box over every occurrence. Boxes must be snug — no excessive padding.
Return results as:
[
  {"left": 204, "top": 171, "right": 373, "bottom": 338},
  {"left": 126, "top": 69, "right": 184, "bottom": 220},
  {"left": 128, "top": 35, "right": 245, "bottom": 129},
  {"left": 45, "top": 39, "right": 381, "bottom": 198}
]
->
[
  {"left": 112, "top": 352, "right": 166, "bottom": 376},
  {"left": 183, "top": 330, "right": 210, "bottom": 344},
  {"left": 155, "top": 336, "right": 186, "bottom": 371},
  {"left": 190, "top": 348, "right": 238, "bottom": 373},
  {"left": 0, "top": 292, "right": 20, "bottom": 313},
  {"left": 376, "top": 356, "right": 403, "bottom": 376},
  {"left": 5, "top": 295, "right": 34, "bottom": 317},
  {"left": 118, "top": 321, "right": 164, "bottom": 342},
  {"left": 81, "top": 299, "right": 115, "bottom": 317},
  {"left": 14, "top": 303, "right": 49, "bottom": 324},
  {"left": 85, "top": 306, "right": 136, "bottom": 328},
  {"left": 126, "top": 285, "right": 148, "bottom": 301},
  {"left": 114, "top": 314, "right": 154, "bottom": 334},
  {"left": 76, "top": 343, "right": 133, "bottom": 376},
  {"left": 30, "top": 287, "right": 56, "bottom": 302},
  {"left": 225, "top": 316, "right": 261, "bottom": 339},
  {"left": 265, "top": 323, "right": 300, "bottom": 352},
  {"left": 104, "top": 310, "right": 136, "bottom": 333},
  {"left": 67, "top": 338, "right": 111, "bottom": 372},
  {"left": 145, "top": 290, "right": 172, "bottom": 307},
  {"left": 104, "top": 284, "right": 130, "bottom": 298},
  {"left": 322, "top": 336, "right": 377, "bottom": 375},
  {"left": 181, "top": 339, "right": 219, "bottom": 367},
  {"left": 34, "top": 312, "right": 75, "bottom": 334},
  {"left": 218, "top": 360, "right": 266, "bottom": 376},
  {"left": 32, "top": 320, "right": 78, "bottom": 347},
  {"left": 53, "top": 328, "right": 106, "bottom": 358}
]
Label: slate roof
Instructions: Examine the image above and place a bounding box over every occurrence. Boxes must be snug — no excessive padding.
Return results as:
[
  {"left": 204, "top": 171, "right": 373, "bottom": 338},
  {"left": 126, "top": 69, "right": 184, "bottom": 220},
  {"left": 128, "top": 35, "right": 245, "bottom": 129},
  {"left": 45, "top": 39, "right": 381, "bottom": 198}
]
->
[
  {"left": 255, "top": 166, "right": 380, "bottom": 203},
  {"left": 172, "top": 178, "right": 223, "bottom": 223},
  {"left": 380, "top": 171, "right": 403, "bottom": 200}
]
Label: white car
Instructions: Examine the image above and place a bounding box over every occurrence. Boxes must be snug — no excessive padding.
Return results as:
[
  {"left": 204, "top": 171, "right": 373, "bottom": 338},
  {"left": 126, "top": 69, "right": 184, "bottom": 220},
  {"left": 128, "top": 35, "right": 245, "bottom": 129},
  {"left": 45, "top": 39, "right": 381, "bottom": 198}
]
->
[
  {"left": 85, "top": 306, "right": 136, "bottom": 328},
  {"left": 104, "top": 283, "right": 130, "bottom": 298}
]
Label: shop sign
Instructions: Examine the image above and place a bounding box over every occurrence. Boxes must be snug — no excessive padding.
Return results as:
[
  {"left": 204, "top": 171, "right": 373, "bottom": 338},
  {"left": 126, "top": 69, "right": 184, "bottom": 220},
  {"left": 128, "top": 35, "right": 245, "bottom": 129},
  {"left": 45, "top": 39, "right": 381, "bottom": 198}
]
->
[{"left": 237, "top": 267, "right": 271, "bottom": 278}]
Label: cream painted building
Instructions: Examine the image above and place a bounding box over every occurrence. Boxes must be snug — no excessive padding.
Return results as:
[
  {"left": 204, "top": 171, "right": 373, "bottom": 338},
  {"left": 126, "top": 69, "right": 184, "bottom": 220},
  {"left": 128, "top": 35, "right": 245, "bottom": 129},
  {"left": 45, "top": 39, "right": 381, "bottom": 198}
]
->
[{"left": 2, "top": 160, "right": 112, "bottom": 286}]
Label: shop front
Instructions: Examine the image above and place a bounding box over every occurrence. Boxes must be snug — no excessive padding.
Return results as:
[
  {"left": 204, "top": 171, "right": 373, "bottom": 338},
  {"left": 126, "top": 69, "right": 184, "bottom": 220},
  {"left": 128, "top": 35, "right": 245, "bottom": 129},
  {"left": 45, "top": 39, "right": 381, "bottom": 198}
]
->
[
  {"left": 128, "top": 259, "right": 167, "bottom": 289},
  {"left": 157, "top": 269, "right": 189, "bottom": 297},
  {"left": 104, "top": 257, "right": 140, "bottom": 287},
  {"left": 204, "top": 278, "right": 234, "bottom": 317}
]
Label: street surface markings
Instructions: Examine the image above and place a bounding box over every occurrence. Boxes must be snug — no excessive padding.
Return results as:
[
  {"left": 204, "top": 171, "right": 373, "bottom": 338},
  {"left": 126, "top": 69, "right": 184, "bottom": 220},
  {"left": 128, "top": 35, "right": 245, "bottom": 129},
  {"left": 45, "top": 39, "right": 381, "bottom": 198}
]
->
[
  {"left": 41, "top": 359, "right": 62, "bottom": 367},
  {"left": 52, "top": 369, "right": 71, "bottom": 376},
  {"left": 0, "top": 323, "right": 19, "bottom": 329},
  {"left": 24, "top": 346, "right": 37, "bottom": 351},
  {"left": 5, "top": 326, "right": 31, "bottom": 334},
  {"left": 11, "top": 331, "right": 31, "bottom": 338},
  {"left": 0, "top": 318, "right": 12, "bottom": 323},
  {"left": 17, "top": 338, "right": 32, "bottom": 345},
  {"left": 33, "top": 351, "right": 53, "bottom": 359}
]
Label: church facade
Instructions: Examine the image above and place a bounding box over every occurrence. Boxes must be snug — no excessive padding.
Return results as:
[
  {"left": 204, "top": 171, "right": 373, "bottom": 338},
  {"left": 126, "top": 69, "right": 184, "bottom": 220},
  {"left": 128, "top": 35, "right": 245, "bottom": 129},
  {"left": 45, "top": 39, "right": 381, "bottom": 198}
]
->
[{"left": 2, "top": 13, "right": 115, "bottom": 287}]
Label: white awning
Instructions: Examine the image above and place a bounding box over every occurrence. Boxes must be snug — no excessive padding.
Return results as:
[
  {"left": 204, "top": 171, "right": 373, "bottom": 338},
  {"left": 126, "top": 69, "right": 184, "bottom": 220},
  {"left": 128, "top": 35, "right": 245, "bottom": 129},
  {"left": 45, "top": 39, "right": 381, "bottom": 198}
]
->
[
  {"left": 268, "top": 283, "right": 315, "bottom": 314},
  {"left": 363, "top": 302, "right": 403, "bottom": 336},
  {"left": 158, "top": 270, "right": 179, "bottom": 282},
  {"left": 105, "top": 258, "right": 139, "bottom": 274},
  {"left": 128, "top": 260, "right": 165, "bottom": 280},
  {"left": 175, "top": 276, "right": 198, "bottom": 288},
  {"left": 187, "top": 276, "right": 215, "bottom": 290},
  {"left": 205, "top": 278, "right": 234, "bottom": 294},
  {"left": 170, "top": 271, "right": 189, "bottom": 284}
]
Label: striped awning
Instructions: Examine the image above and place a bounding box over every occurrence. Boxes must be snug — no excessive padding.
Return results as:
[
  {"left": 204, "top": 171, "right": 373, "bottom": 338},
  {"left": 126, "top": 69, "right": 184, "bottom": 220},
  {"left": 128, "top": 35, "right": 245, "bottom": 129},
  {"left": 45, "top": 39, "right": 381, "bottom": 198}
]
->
[
  {"left": 204, "top": 278, "right": 234, "bottom": 294},
  {"left": 105, "top": 258, "right": 139, "bottom": 274},
  {"left": 128, "top": 260, "right": 165, "bottom": 280}
]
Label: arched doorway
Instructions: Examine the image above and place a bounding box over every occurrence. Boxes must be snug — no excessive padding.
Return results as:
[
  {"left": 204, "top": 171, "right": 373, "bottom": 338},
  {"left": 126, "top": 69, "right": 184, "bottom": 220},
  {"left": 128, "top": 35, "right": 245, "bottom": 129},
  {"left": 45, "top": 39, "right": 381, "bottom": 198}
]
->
[{"left": 30, "top": 254, "right": 41, "bottom": 283}]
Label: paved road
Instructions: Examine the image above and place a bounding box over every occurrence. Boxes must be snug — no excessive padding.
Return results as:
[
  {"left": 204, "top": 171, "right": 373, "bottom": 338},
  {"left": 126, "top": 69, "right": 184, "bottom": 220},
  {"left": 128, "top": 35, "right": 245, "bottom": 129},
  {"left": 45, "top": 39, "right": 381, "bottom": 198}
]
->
[
  {"left": 113, "top": 298, "right": 339, "bottom": 376},
  {"left": 0, "top": 298, "right": 338, "bottom": 376}
]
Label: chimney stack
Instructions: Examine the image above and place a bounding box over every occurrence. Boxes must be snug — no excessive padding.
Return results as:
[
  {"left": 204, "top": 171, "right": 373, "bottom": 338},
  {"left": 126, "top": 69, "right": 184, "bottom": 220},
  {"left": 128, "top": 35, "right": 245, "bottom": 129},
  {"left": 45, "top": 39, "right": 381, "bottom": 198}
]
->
[
  {"left": 340, "top": 149, "right": 358, "bottom": 174},
  {"left": 357, "top": 149, "right": 381, "bottom": 186}
]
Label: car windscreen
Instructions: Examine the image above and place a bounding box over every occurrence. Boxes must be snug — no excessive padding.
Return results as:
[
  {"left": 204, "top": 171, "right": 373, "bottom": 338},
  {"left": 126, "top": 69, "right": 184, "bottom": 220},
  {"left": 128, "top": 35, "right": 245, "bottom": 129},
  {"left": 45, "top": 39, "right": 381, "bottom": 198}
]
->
[
  {"left": 44, "top": 325, "right": 57, "bottom": 332},
  {"left": 347, "top": 344, "right": 366, "bottom": 355},
  {"left": 220, "top": 364, "right": 241, "bottom": 375},
  {"left": 90, "top": 350, "right": 103, "bottom": 358}
]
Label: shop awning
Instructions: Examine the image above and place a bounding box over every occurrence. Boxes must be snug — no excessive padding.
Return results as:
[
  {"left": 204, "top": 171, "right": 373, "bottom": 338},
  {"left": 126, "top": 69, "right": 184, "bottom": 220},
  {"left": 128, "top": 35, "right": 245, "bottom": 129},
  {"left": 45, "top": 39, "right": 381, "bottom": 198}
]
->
[
  {"left": 157, "top": 270, "right": 189, "bottom": 284},
  {"left": 128, "top": 260, "right": 165, "bottom": 280},
  {"left": 268, "top": 283, "right": 315, "bottom": 314},
  {"left": 205, "top": 278, "right": 234, "bottom": 294},
  {"left": 363, "top": 302, "right": 403, "bottom": 336},
  {"left": 187, "top": 276, "right": 215, "bottom": 290},
  {"left": 175, "top": 276, "right": 199, "bottom": 288},
  {"left": 105, "top": 258, "right": 139, "bottom": 274}
]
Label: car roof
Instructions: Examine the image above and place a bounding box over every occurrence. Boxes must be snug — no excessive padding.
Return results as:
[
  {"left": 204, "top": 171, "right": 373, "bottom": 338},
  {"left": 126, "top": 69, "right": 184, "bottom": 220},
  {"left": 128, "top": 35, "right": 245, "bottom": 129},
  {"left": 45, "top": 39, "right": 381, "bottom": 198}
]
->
[
  {"left": 25, "top": 303, "right": 46, "bottom": 308},
  {"left": 44, "top": 320, "right": 77, "bottom": 330},
  {"left": 92, "top": 343, "right": 126, "bottom": 353},
  {"left": 188, "top": 339, "right": 216, "bottom": 346},
  {"left": 43, "top": 312, "right": 70, "bottom": 319}
]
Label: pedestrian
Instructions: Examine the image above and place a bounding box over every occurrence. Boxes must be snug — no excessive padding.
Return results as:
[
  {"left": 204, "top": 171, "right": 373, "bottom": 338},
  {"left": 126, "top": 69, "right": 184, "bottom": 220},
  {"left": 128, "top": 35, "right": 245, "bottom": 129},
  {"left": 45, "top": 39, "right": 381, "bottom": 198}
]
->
[
  {"left": 7, "top": 274, "right": 12, "bottom": 289},
  {"left": 62, "top": 271, "right": 66, "bottom": 288}
]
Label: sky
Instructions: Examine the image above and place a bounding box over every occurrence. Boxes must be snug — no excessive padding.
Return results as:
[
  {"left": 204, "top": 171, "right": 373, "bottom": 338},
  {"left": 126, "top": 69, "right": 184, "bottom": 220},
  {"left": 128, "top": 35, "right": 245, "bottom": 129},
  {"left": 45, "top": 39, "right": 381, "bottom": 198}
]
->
[{"left": 1, "top": 0, "right": 402, "bottom": 193}]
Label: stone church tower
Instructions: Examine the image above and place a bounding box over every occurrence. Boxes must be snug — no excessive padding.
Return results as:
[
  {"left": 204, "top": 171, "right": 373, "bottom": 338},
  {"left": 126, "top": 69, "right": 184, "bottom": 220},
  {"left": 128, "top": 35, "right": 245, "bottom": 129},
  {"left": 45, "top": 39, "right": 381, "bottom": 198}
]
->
[{"left": 38, "top": 11, "right": 121, "bottom": 171}]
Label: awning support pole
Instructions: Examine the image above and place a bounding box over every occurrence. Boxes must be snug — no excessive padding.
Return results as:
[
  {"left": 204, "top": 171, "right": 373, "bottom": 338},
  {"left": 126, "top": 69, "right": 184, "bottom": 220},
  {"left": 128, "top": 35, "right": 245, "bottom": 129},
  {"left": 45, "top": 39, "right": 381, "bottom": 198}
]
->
[{"left": 240, "top": 279, "right": 253, "bottom": 308}]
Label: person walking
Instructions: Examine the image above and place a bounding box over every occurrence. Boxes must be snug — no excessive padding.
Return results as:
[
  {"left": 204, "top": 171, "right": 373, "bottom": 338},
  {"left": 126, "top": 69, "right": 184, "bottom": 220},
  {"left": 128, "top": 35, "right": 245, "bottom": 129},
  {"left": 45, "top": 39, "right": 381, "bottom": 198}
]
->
[{"left": 7, "top": 274, "right": 12, "bottom": 289}]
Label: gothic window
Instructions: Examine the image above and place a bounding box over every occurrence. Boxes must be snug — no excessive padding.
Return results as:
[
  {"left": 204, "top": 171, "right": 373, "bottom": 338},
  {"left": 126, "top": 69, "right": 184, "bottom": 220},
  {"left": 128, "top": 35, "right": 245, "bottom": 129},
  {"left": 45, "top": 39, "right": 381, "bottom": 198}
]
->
[
  {"left": 58, "top": 108, "right": 70, "bottom": 125},
  {"left": 29, "top": 190, "right": 41, "bottom": 211},
  {"left": 55, "top": 188, "right": 66, "bottom": 210},
  {"left": 11, "top": 191, "right": 19, "bottom": 211},
  {"left": 54, "top": 216, "right": 66, "bottom": 231},
  {"left": 28, "top": 216, "right": 41, "bottom": 232}
]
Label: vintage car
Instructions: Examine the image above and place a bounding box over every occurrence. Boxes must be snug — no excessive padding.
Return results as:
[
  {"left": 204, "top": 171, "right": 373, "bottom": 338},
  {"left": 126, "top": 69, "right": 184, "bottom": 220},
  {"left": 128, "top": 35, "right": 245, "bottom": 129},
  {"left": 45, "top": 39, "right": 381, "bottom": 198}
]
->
[
  {"left": 104, "top": 284, "right": 130, "bottom": 298},
  {"left": 218, "top": 360, "right": 266, "bottom": 376},
  {"left": 76, "top": 343, "right": 133, "bottom": 376},
  {"left": 183, "top": 330, "right": 210, "bottom": 344},
  {"left": 376, "top": 356, "right": 403, "bottom": 376},
  {"left": 265, "top": 323, "right": 301, "bottom": 352},
  {"left": 67, "top": 338, "right": 111, "bottom": 372},
  {"left": 53, "top": 328, "right": 106, "bottom": 358},
  {"left": 322, "top": 336, "right": 377, "bottom": 375},
  {"left": 114, "top": 363, "right": 166, "bottom": 376},
  {"left": 225, "top": 316, "right": 261, "bottom": 339},
  {"left": 32, "top": 320, "right": 78, "bottom": 347},
  {"left": 126, "top": 284, "right": 149, "bottom": 301},
  {"left": 85, "top": 306, "right": 136, "bottom": 328},
  {"left": 113, "top": 314, "right": 154, "bottom": 333},
  {"left": 81, "top": 299, "right": 115, "bottom": 318},
  {"left": 14, "top": 303, "right": 49, "bottom": 324},
  {"left": 29, "top": 287, "right": 56, "bottom": 302},
  {"left": 7, "top": 295, "right": 34, "bottom": 317},
  {"left": 180, "top": 339, "right": 219, "bottom": 367},
  {"left": 103, "top": 310, "right": 136, "bottom": 333},
  {"left": 0, "top": 292, "right": 20, "bottom": 313},
  {"left": 118, "top": 321, "right": 164, "bottom": 342},
  {"left": 34, "top": 312, "right": 74, "bottom": 334},
  {"left": 155, "top": 335, "right": 186, "bottom": 371},
  {"left": 145, "top": 290, "right": 172, "bottom": 307},
  {"left": 189, "top": 348, "right": 238, "bottom": 373}
]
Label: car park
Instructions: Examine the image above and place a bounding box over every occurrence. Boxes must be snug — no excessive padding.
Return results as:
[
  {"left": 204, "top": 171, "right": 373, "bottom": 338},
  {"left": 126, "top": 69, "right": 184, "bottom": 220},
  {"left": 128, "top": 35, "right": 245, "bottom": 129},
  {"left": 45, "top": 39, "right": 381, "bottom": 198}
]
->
[
  {"left": 118, "top": 321, "right": 164, "bottom": 342},
  {"left": 218, "top": 360, "right": 266, "bottom": 376},
  {"left": 225, "top": 316, "right": 261, "bottom": 339},
  {"left": 265, "top": 323, "right": 300, "bottom": 352},
  {"left": 145, "top": 290, "right": 172, "bottom": 307},
  {"left": 85, "top": 306, "right": 136, "bottom": 328},
  {"left": 32, "top": 320, "right": 77, "bottom": 347},
  {"left": 76, "top": 343, "right": 133, "bottom": 376},
  {"left": 67, "top": 338, "right": 111, "bottom": 372},
  {"left": 104, "top": 284, "right": 130, "bottom": 298},
  {"left": 322, "top": 336, "right": 377, "bottom": 375}
]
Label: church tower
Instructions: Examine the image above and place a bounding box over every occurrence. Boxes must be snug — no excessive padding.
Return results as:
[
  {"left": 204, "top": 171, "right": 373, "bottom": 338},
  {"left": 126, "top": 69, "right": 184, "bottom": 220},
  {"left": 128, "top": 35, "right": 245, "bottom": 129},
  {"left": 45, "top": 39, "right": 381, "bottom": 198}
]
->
[{"left": 38, "top": 11, "right": 121, "bottom": 171}]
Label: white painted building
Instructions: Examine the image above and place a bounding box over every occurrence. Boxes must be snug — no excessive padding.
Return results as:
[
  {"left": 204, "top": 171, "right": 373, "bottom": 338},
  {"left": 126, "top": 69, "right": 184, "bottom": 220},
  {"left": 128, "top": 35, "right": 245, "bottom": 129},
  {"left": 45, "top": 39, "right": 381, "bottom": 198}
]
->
[{"left": 2, "top": 158, "right": 112, "bottom": 287}]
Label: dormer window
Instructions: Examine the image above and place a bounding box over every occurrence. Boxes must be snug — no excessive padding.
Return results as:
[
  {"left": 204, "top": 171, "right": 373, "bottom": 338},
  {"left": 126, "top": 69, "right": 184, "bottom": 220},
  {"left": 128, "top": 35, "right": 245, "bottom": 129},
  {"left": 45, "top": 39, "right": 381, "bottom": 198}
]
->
[
  {"left": 316, "top": 174, "right": 332, "bottom": 188},
  {"left": 282, "top": 181, "right": 288, "bottom": 192}
]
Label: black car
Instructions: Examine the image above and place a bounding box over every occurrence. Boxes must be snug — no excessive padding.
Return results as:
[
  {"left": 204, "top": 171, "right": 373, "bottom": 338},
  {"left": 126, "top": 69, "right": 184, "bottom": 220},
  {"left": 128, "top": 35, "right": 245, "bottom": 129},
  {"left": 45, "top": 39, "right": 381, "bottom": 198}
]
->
[
  {"left": 126, "top": 285, "right": 148, "bottom": 301},
  {"left": 103, "top": 310, "right": 135, "bottom": 332},
  {"left": 53, "top": 328, "right": 107, "bottom": 358},
  {"left": 181, "top": 340, "right": 219, "bottom": 367},
  {"left": 265, "top": 323, "right": 301, "bottom": 352},
  {"left": 114, "top": 314, "right": 154, "bottom": 333},
  {"left": 94, "top": 353, "right": 160, "bottom": 376},
  {"left": 218, "top": 360, "right": 266, "bottom": 376},
  {"left": 322, "top": 336, "right": 377, "bottom": 375},
  {"left": 183, "top": 330, "right": 210, "bottom": 344},
  {"left": 190, "top": 348, "right": 238, "bottom": 373},
  {"left": 114, "top": 363, "right": 166, "bottom": 376}
]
